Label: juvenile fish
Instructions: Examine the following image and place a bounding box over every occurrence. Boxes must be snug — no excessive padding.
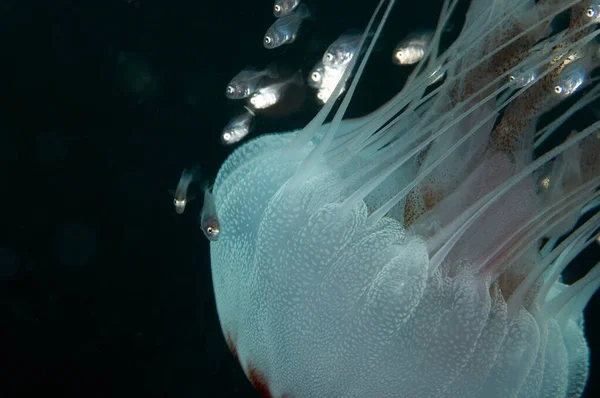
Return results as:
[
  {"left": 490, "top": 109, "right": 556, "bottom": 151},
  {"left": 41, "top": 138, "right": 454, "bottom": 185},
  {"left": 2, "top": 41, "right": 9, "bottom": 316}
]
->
[
  {"left": 221, "top": 107, "right": 255, "bottom": 145},
  {"left": 273, "top": 0, "right": 301, "bottom": 18},
  {"left": 226, "top": 65, "right": 278, "bottom": 99},
  {"left": 322, "top": 33, "right": 363, "bottom": 68},
  {"left": 392, "top": 31, "right": 433, "bottom": 65},
  {"left": 264, "top": 4, "right": 310, "bottom": 49},
  {"left": 554, "top": 63, "right": 586, "bottom": 96},
  {"left": 308, "top": 54, "right": 351, "bottom": 103},
  {"left": 312, "top": 63, "right": 348, "bottom": 104},
  {"left": 315, "top": 68, "right": 347, "bottom": 103},
  {"left": 170, "top": 166, "right": 201, "bottom": 214},
  {"left": 509, "top": 67, "right": 538, "bottom": 88},
  {"left": 200, "top": 185, "right": 220, "bottom": 241},
  {"left": 248, "top": 73, "right": 302, "bottom": 109}
]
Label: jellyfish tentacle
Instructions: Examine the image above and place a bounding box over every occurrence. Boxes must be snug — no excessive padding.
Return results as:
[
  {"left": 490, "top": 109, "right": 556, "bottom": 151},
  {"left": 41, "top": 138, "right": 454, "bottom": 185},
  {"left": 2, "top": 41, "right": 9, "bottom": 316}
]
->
[
  {"left": 542, "top": 261, "right": 600, "bottom": 320},
  {"left": 208, "top": 0, "right": 600, "bottom": 396},
  {"left": 506, "top": 211, "right": 600, "bottom": 318},
  {"left": 286, "top": 0, "right": 392, "bottom": 157},
  {"left": 416, "top": 121, "right": 599, "bottom": 278},
  {"left": 294, "top": 0, "right": 396, "bottom": 180}
]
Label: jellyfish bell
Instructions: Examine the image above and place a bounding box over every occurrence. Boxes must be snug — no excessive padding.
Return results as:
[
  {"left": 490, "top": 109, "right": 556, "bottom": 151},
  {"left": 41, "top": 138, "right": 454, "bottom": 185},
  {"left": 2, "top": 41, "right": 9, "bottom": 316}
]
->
[{"left": 206, "top": 0, "right": 600, "bottom": 397}]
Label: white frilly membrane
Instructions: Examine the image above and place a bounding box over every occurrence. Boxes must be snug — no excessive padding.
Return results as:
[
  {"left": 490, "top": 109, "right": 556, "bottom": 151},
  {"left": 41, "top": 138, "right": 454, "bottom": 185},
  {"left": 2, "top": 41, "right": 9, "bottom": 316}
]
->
[{"left": 209, "top": 0, "right": 600, "bottom": 397}]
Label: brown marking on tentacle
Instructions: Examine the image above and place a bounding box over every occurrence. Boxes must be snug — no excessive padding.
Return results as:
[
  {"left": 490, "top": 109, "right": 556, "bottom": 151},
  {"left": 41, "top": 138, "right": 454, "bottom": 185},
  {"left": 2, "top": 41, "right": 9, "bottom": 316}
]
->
[
  {"left": 404, "top": 187, "right": 425, "bottom": 228},
  {"left": 490, "top": 0, "right": 596, "bottom": 153}
]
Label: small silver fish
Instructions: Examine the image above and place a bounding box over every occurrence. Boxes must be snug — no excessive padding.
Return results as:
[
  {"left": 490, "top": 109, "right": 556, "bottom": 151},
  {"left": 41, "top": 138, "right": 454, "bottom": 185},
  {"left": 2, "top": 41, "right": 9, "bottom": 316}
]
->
[
  {"left": 170, "top": 166, "right": 201, "bottom": 214},
  {"left": 274, "top": 0, "right": 301, "bottom": 18},
  {"left": 322, "top": 34, "right": 362, "bottom": 68},
  {"left": 509, "top": 67, "right": 537, "bottom": 88},
  {"left": 200, "top": 185, "right": 220, "bottom": 241},
  {"left": 264, "top": 4, "right": 310, "bottom": 49},
  {"left": 313, "top": 63, "right": 348, "bottom": 104},
  {"left": 309, "top": 50, "right": 353, "bottom": 104},
  {"left": 221, "top": 107, "right": 255, "bottom": 145},
  {"left": 554, "top": 63, "right": 586, "bottom": 96},
  {"left": 226, "top": 65, "right": 278, "bottom": 99},
  {"left": 392, "top": 31, "right": 433, "bottom": 65},
  {"left": 248, "top": 73, "right": 302, "bottom": 110}
]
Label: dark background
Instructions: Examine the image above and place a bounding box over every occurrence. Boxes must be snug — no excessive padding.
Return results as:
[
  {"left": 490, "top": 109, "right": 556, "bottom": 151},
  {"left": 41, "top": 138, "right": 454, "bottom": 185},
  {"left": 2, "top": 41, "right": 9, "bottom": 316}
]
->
[{"left": 0, "top": 0, "right": 598, "bottom": 396}]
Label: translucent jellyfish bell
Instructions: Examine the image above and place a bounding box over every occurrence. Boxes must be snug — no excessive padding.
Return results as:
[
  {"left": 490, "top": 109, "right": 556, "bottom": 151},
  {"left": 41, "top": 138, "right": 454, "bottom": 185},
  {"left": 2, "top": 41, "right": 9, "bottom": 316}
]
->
[{"left": 206, "top": 0, "right": 600, "bottom": 397}]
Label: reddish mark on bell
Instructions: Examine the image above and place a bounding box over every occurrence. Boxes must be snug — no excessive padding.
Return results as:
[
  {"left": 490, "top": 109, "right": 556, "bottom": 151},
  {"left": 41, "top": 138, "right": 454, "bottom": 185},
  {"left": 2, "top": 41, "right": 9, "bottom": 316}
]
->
[
  {"left": 225, "top": 333, "right": 239, "bottom": 363},
  {"left": 247, "top": 365, "right": 292, "bottom": 398},
  {"left": 248, "top": 366, "right": 273, "bottom": 398},
  {"left": 225, "top": 332, "right": 290, "bottom": 398}
]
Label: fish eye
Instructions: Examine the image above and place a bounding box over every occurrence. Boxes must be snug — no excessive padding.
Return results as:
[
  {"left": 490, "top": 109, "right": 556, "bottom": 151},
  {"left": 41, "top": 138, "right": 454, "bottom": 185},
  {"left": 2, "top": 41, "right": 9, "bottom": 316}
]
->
[
  {"left": 311, "top": 71, "right": 322, "bottom": 82},
  {"left": 554, "top": 85, "right": 563, "bottom": 94},
  {"left": 274, "top": 5, "right": 281, "bottom": 12},
  {"left": 206, "top": 225, "right": 220, "bottom": 240},
  {"left": 264, "top": 36, "right": 272, "bottom": 44},
  {"left": 509, "top": 75, "right": 516, "bottom": 81},
  {"left": 586, "top": 7, "right": 595, "bottom": 18},
  {"left": 325, "top": 53, "right": 334, "bottom": 61},
  {"left": 222, "top": 132, "right": 232, "bottom": 142},
  {"left": 226, "top": 86, "right": 234, "bottom": 94},
  {"left": 317, "top": 91, "right": 328, "bottom": 102}
]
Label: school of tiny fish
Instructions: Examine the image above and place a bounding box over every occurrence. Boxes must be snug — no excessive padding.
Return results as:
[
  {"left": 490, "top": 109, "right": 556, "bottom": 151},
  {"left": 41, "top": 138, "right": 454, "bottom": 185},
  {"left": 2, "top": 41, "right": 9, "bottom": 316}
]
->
[
  {"left": 173, "top": 0, "right": 599, "bottom": 254},
  {"left": 218, "top": 3, "right": 443, "bottom": 148},
  {"left": 172, "top": 0, "right": 478, "bottom": 218}
]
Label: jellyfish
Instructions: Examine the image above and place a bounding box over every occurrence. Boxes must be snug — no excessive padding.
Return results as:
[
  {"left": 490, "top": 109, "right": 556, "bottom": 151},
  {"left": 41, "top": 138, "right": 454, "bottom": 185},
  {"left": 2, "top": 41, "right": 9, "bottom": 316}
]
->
[{"left": 205, "top": 0, "right": 600, "bottom": 397}]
